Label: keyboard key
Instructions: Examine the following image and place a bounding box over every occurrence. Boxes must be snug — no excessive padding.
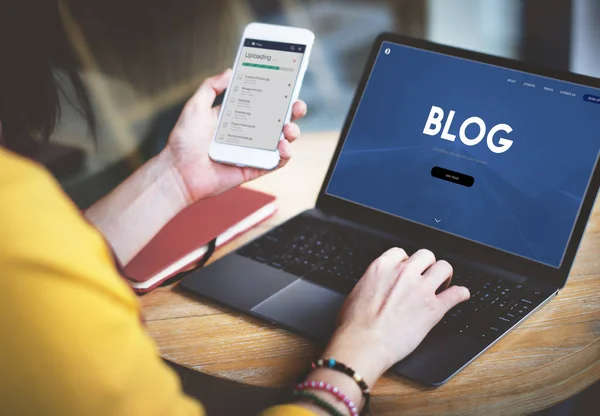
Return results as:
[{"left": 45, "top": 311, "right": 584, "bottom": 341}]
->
[
  {"left": 462, "top": 300, "right": 476, "bottom": 311},
  {"left": 496, "top": 315, "right": 513, "bottom": 327},
  {"left": 238, "top": 242, "right": 264, "bottom": 258},
  {"left": 480, "top": 325, "right": 503, "bottom": 340},
  {"left": 456, "top": 324, "right": 472, "bottom": 334},
  {"left": 347, "top": 271, "right": 363, "bottom": 282},
  {"left": 531, "top": 290, "right": 543, "bottom": 297},
  {"left": 488, "top": 325, "right": 502, "bottom": 335},
  {"left": 253, "top": 255, "right": 268, "bottom": 263},
  {"left": 473, "top": 304, "right": 486, "bottom": 312},
  {"left": 510, "top": 302, "right": 531, "bottom": 314},
  {"left": 268, "top": 261, "right": 284, "bottom": 269},
  {"left": 502, "top": 313, "right": 518, "bottom": 322},
  {"left": 284, "top": 260, "right": 317, "bottom": 276}
]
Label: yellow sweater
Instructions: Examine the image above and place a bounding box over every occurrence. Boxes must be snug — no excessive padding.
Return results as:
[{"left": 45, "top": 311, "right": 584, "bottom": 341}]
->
[{"left": 0, "top": 148, "right": 313, "bottom": 416}]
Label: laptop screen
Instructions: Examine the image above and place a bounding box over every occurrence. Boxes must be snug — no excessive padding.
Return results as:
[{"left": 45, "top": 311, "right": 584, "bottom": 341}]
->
[{"left": 326, "top": 41, "right": 600, "bottom": 268}]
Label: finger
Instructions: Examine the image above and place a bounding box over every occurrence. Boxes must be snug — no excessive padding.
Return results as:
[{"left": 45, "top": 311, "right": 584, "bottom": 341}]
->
[
  {"left": 283, "top": 123, "right": 301, "bottom": 143},
  {"left": 240, "top": 166, "right": 265, "bottom": 183},
  {"left": 273, "top": 139, "right": 294, "bottom": 171},
  {"left": 192, "top": 69, "right": 232, "bottom": 111},
  {"left": 436, "top": 285, "right": 470, "bottom": 313},
  {"left": 278, "top": 139, "right": 293, "bottom": 162},
  {"left": 291, "top": 100, "right": 307, "bottom": 121},
  {"left": 404, "top": 249, "right": 436, "bottom": 275},
  {"left": 364, "top": 247, "right": 409, "bottom": 286},
  {"left": 379, "top": 246, "right": 409, "bottom": 261},
  {"left": 359, "top": 248, "right": 409, "bottom": 304},
  {"left": 422, "top": 260, "right": 453, "bottom": 292}
]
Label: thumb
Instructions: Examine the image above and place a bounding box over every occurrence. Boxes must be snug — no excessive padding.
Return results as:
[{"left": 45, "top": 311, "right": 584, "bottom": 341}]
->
[
  {"left": 437, "top": 285, "right": 470, "bottom": 313},
  {"left": 192, "top": 69, "right": 232, "bottom": 110}
]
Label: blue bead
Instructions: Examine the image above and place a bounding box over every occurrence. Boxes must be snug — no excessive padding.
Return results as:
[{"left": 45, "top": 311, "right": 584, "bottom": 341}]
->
[{"left": 329, "top": 359, "right": 335, "bottom": 368}]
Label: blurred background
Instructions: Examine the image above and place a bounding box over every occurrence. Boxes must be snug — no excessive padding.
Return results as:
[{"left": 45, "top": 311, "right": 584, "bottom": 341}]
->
[{"left": 49, "top": 0, "right": 600, "bottom": 208}]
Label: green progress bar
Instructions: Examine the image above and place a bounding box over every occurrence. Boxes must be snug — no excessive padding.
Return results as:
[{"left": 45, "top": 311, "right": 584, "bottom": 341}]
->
[{"left": 242, "top": 62, "right": 280, "bottom": 70}]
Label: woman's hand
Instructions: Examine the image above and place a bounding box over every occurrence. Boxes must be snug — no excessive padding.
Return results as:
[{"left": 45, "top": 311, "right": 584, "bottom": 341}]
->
[
  {"left": 86, "top": 70, "right": 305, "bottom": 265},
  {"left": 163, "top": 69, "right": 307, "bottom": 204},
  {"left": 295, "top": 248, "right": 470, "bottom": 415},
  {"left": 322, "top": 248, "right": 470, "bottom": 387}
]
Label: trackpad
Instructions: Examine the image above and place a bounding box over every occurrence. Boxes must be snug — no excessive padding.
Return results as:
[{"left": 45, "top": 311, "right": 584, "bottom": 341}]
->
[{"left": 251, "top": 279, "right": 346, "bottom": 342}]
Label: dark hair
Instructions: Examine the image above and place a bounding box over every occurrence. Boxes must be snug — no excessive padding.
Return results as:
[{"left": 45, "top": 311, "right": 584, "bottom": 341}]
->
[{"left": 0, "top": 0, "right": 96, "bottom": 154}]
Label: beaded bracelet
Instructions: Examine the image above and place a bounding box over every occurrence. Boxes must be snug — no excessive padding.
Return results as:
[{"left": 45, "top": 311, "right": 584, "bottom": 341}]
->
[
  {"left": 293, "top": 390, "right": 346, "bottom": 416},
  {"left": 296, "top": 380, "right": 359, "bottom": 416},
  {"left": 312, "top": 358, "right": 371, "bottom": 414}
]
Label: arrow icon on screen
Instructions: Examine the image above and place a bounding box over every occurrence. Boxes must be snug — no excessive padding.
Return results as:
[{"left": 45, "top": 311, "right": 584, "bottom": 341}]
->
[{"left": 434, "top": 218, "right": 441, "bottom": 223}]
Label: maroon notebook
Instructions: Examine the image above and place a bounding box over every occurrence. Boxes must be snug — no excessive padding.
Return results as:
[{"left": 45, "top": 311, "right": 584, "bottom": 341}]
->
[{"left": 124, "top": 187, "right": 276, "bottom": 293}]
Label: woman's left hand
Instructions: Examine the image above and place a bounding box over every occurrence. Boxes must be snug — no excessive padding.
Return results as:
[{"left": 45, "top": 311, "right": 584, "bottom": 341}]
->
[{"left": 163, "top": 68, "right": 307, "bottom": 204}]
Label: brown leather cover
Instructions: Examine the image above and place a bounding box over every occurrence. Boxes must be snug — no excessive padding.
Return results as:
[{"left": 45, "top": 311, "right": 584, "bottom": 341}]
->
[{"left": 124, "top": 187, "right": 276, "bottom": 286}]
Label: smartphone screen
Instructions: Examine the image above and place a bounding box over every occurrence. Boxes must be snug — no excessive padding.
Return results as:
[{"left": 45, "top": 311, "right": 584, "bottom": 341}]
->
[{"left": 215, "top": 38, "right": 307, "bottom": 151}]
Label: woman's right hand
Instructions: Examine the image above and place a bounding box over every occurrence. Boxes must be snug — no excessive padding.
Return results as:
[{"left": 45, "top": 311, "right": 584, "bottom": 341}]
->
[{"left": 322, "top": 247, "right": 471, "bottom": 388}]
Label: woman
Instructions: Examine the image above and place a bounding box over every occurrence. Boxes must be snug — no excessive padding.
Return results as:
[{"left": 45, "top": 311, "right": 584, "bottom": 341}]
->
[{"left": 0, "top": 2, "right": 470, "bottom": 415}]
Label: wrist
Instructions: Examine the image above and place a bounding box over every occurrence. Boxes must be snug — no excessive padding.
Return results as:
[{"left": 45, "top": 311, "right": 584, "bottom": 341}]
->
[
  {"left": 156, "top": 148, "right": 195, "bottom": 208},
  {"left": 323, "top": 326, "right": 390, "bottom": 388},
  {"left": 84, "top": 149, "right": 194, "bottom": 265},
  {"left": 299, "top": 369, "right": 364, "bottom": 416}
]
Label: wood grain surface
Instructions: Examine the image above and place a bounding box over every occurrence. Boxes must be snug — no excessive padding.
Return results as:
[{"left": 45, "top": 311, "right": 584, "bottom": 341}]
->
[{"left": 140, "top": 132, "right": 600, "bottom": 415}]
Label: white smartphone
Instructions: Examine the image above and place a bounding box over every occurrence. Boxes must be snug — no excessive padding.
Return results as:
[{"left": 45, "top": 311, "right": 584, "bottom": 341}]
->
[{"left": 209, "top": 23, "right": 315, "bottom": 170}]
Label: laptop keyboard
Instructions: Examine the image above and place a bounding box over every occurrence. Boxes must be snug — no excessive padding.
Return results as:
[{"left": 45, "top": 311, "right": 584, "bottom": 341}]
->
[
  {"left": 238, "top": 216, "right": 403, "bottom": 294},
  {"left": 237, "top": 216, "right": 547, "bottom": 340},
  {"left": 441, "top": 274, "right": 546, "bottom": 340}
]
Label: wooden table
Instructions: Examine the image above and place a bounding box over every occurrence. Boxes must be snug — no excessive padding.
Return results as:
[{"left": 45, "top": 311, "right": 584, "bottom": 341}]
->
[{"left": 141, "top": 132, "right": 600, "bottom": 415}]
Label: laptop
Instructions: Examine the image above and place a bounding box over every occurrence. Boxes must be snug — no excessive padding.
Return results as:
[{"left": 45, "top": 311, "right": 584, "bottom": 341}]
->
[{"left": 181, "top": 33, "right": 600, "bottom": 386}]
